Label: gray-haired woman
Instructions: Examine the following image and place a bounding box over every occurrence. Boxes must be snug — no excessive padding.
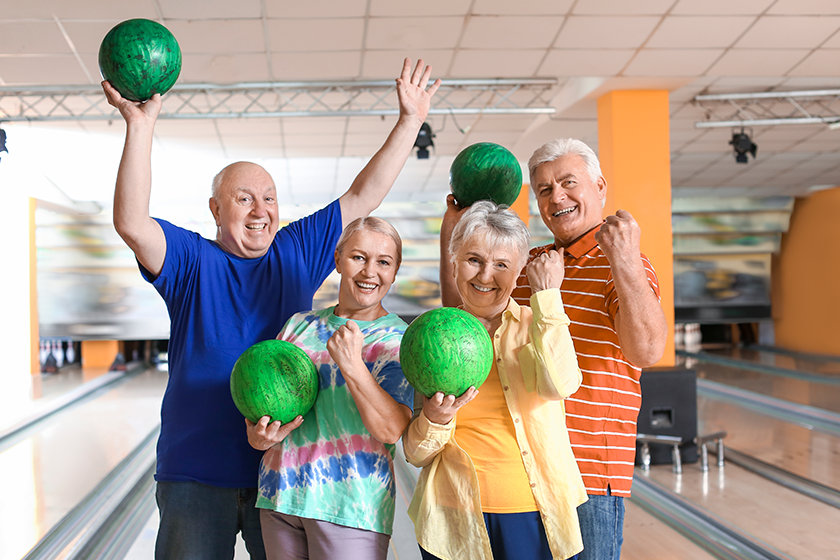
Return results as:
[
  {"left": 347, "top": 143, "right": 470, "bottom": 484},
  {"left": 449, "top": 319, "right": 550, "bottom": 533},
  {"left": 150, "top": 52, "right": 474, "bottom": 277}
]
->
[{"left": 404, "top": 200, "right": 587, "bottom": 560}]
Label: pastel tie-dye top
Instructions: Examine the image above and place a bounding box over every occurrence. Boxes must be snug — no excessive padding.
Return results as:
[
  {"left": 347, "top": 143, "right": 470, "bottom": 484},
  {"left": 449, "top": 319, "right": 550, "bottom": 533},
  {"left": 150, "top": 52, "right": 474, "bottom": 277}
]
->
[{"left": 256, "top": 306, "right": 413, "bottom": 535}]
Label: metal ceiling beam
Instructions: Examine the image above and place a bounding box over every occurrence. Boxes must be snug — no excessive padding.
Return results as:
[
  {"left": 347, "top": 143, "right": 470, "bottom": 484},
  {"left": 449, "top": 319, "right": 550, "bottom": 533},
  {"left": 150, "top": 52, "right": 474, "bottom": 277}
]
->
[
  {"left": 0, "top": 78, "right": 558, "bottom": 122},
  {"left": 693, "top": 89, "right": 840, "bottom": 129}
]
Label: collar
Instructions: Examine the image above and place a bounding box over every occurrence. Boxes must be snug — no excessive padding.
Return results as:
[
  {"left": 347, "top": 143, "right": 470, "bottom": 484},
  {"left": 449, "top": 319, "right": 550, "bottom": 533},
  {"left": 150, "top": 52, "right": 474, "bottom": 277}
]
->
[
  {"left": 503, "top": 297, "right": 522, "bottom": 323},
  {"left": 556, "top": 222, "right": 604, "bottom": 260}
]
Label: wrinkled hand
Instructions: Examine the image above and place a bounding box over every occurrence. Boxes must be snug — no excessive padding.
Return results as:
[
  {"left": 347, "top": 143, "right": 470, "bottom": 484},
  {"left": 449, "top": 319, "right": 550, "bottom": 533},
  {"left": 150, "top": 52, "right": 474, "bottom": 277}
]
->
[
  {"left": 422, "top": 387, "right": 479, "bottom": 425},
  {"left": 594, "top": 209, "right": 642, "bottom": 269},
  {"left": 327, "top": 320, "right": 365, "bottom": 376},
  {"left": 442, "top": 193, "right": 468, "bottom": 237},
  {"left": 396, "top": 58, "right": 441, "bottom": 126},
  {"left": 526, "top": 248, "right": 565, "bottom": 292},
  {"left": 246, "top": 415, "right": 303, "bottom": 451},
  {"left": 101, "top": 80, "right": 161, "bottom": 125}
]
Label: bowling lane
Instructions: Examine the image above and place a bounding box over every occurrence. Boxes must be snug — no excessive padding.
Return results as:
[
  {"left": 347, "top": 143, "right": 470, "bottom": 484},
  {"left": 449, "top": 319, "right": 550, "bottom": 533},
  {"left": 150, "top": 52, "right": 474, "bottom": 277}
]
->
[
  {"left": 0, "top": 366, "right": 166, "bottom": 560},
  {"left": 680, "top": 356, "right": 840, "bottom": 415},
  {"left": 699, "top": 395, "right": 840, "bottom": 491},
  {"left": 707, "top": 346, "right": 840, "bottom": 377},
  {"left": 640, "top": 461, "right": 840, "bottom": 560},
  {"left": 622, "top": 499, "right": 717, "bottom": 560}
]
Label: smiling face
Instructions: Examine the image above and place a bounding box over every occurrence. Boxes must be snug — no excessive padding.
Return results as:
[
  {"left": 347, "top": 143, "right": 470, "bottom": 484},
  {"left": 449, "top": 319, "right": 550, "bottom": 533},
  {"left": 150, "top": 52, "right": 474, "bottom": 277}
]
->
[
  {"left": 209, "top": 162, "right": 279, "bottom": 259},
  {"left": 334, "top": 229, "right": 400, "bottom": 322},
  {"left": 453, "top": 233, "right": 522, "bottom": 321},
  {"left": 533, "top": 154, "right": 607, "bottom": 248}
]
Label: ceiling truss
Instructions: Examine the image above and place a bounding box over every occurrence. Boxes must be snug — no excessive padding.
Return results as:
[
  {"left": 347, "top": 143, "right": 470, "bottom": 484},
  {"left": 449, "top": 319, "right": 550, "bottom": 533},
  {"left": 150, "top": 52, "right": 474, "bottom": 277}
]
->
[
  {"left": 693, "top": 89, "right": 840, "bottom": 129},
  {"left": 0, "top": 79, "right": 558, "bottom": 122}
]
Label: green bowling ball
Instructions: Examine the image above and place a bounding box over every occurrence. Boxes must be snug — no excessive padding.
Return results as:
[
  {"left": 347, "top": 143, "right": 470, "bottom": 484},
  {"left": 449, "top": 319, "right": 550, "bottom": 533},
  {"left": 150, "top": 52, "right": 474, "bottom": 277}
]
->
[
  {"left": 450, "top": 142, "right": 523, "bottom": 207},
  {"left": 99, "top": 18, "right": 182, "bottom": 102}
]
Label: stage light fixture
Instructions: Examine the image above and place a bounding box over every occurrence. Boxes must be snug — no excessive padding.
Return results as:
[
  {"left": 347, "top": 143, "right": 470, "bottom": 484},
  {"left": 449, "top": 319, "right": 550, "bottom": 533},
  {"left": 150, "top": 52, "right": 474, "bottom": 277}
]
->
[
  {"left": 729, "top": 130, "right": 757, "bottom": 164},
  {"left": 414, "top": 122, "right": 434, "bottom": 159}
]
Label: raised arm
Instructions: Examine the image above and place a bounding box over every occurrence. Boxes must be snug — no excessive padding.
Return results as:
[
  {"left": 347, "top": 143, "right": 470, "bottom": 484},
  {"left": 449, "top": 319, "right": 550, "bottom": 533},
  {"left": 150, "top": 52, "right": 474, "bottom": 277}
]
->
[
  {"left": 595, "top": 209, "right": 667, "bottom": 368},
  {"left": 327, "top": 321, "right": 412, "bottom": 444},
  {"left": 521, "top": 250, "right": 582, "bottom": 399},
  {"left": 338, "top": 58, "right": 441, "bottom": 227},
  {"left": 102, "top": 81, "right": 166, "bottom": 277},
  {"left": 439, "top": 194, "right": 467, "bottom": 307}
]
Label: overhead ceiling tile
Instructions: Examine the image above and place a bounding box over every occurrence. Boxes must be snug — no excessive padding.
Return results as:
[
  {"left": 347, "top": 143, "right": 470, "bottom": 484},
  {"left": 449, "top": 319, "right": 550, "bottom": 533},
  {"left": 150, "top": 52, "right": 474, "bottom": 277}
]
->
[
  {"left": 1, "top": 0, "right": 159, "bottom": 19},
  {"left": 267, "top": 18, "right": 364, "bottom": 53},
  {"left": 572, "top": 0, "right": 675, "bottom": 15},
  {"left": 369, "top": 0, "right": 472, "bottom": 17},
  {"left": 166, "top": 20, "right": 265, "bottom": 55},
  {"left": 366, "top": 17, "right": 465, "bottom": 50},
  {"left": 158, "top": 0, "right": 262, "bottom": 20},
  {"left": 473, "top": 0, "right": 574, "bottom": 16},
  {"left": 647, "top": 17, "right": 755, "bottom": 49},
  {"left": 670, "top": 0, "right": 774, "bottom": 15},
  {"left": 360, "top": 50, "right": 453, "bottom": 78},
  {"left": 0, "top": 22, "right": 71, "bottom": 55},
  {"left": 540, "top": 49, "right": 635, "bottom": 76},
  {"left": 736, "top": 16, "right": 840, "bottom": 49},
  {"left": 554, "top": 16, "right": 661, "bottom": 49},
  {"left": 448, "top": 49, "right": 543, "bottom": 78},
  {"left": 179, "top": 53, "right": 271, "bottom": 83},
  {"left": 623, "top": 49, "right": 723, "bottom": 77},
  {"left": 460, "top": 16, "right": 564, "bottom": 50},
  {"left": 264, "top": 0, "right": 368, "bottom": 18},
  {"left": 768, "top": 0, "right": 840, "bottom": 15},
  {"left": 788, "top": 50, "right": 840, "bottom": 77},
  {"left": 214, "top": 119, "right": 282, "bottom": 136},
  {"left": 282, "top": 117, "right": 348, "bottom": 135},
  {"left": 270, "top": 51, "right": 361, "bottom": 80},
  {"left": 707, "top": 49, "right": 808, "bottom": 76},
  {"left": 0, "top": 55, "right": 90, "bottom": 85}
]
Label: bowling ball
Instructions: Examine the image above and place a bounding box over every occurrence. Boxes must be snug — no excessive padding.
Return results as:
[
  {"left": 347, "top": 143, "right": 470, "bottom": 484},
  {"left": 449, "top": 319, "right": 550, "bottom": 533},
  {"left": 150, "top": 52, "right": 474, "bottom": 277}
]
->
[
  {"left": 399, "top": 307, "right": 493, "bottom": 398},
  {"left": 99, "top": 18, "right": 182, "bottom": 102},
  {"left": 230, "top": 340, "right": 319, "bottom": 424},
  {"left": 450, "top": 142, "right": 523, "bottom": 207}
]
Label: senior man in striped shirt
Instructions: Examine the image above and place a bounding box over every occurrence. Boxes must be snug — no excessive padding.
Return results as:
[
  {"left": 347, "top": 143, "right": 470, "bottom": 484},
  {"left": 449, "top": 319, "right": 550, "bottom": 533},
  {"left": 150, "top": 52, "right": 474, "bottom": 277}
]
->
[{"left": 440, "top": 138, "right": 667, "bottom": 560}]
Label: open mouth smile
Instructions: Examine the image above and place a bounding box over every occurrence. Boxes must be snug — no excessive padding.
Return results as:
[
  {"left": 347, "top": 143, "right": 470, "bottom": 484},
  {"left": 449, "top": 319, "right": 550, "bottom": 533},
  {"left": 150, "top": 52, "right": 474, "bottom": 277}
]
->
[
  {"left": 553, "top": 206, "right": 577, "bottom": 217},
  {"left": 471, "top": 284, "right": 493, "bottom": 293},
  {"left": 246, "top": 224, "right": 267, "bottom": 231}
]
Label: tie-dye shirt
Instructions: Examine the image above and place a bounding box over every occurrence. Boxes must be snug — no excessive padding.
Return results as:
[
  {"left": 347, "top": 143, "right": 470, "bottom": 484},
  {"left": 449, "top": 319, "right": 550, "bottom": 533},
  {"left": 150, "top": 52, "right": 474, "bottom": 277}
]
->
[{"left": 256, "top": 306, "right": 413, "bottom": 535}]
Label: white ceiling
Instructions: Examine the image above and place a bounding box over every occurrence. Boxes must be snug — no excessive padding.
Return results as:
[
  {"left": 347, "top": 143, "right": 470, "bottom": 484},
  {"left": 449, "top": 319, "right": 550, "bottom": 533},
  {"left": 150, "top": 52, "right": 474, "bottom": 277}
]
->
[{"left": 2, "top": 0, "right": 840, "bottom": 216}]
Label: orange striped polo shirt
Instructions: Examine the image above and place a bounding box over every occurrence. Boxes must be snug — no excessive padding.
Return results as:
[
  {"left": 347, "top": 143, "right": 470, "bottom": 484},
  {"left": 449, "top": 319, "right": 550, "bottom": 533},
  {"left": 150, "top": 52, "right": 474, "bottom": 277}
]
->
[{"left": 511, "top": 226, "right": 661, "bottom": 497}]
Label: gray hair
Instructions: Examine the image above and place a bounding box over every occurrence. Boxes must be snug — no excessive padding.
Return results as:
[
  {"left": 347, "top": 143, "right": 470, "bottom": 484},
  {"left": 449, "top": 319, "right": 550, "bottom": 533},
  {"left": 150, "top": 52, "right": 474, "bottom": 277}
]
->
[
  {"left": 449, "top": 200, "right": 530, "bottom": 269},
  {"left": 336, "top": 216, "right": 403, "bottom": 271},
  {"left": 528, "top": 138, "right": 602, "bottom": 187}
]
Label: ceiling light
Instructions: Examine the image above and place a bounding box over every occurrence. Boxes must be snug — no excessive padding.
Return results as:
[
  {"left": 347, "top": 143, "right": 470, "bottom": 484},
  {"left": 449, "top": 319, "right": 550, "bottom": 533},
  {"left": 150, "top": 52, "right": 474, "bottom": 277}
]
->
[
  {"left": 729, "top": 130, "right": 756, "bottom": 164},
  {"left": 414, "top": 122, "right": 434, "bottom": 159}
]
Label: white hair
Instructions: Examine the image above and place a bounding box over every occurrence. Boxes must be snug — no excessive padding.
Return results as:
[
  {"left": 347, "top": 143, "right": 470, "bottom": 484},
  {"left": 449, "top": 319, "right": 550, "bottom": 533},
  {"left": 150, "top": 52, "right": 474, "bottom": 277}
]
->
[
  {"left": 528, "top": 138, "right": 602, "bottom": 186},
  {"left": 449, "top": 200, "right": 530, "bottom": 270}
]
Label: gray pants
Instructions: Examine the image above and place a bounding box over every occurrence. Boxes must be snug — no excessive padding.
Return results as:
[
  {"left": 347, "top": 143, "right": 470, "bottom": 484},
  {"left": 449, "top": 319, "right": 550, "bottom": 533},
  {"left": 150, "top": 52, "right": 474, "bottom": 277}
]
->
[{"left": 260, "top": 510, "right": 390, "bottom": 560}]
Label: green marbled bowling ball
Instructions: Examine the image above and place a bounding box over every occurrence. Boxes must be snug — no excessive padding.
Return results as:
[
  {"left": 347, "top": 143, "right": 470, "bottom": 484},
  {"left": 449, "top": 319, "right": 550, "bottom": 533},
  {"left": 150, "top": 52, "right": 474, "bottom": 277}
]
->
[
  {"left": 99, "top": 19, "right": 182, "bottom": 102},
  {"left": 449, "top": 142, "right": 523, "bottom": 207}
]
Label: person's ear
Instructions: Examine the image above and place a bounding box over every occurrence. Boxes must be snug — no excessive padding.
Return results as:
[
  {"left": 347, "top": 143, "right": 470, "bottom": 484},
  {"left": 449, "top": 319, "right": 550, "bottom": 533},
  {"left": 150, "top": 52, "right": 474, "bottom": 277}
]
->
[{"left": 209, "top": 198, "right": 221, "bottom": 227}]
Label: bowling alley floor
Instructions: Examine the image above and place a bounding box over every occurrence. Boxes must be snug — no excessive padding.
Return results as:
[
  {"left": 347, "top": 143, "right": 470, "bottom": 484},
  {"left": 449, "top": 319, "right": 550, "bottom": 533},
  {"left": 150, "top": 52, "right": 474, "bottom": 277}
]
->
[{"left": 7, "top": 345, "right": 840, "bottom": 559}]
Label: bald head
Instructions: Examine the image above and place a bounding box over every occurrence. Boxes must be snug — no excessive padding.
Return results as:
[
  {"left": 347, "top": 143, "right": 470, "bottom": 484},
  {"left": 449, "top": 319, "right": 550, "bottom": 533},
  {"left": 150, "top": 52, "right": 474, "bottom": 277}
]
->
[{"left": 212, "top": 162, "right": 273, "bottom": 199}]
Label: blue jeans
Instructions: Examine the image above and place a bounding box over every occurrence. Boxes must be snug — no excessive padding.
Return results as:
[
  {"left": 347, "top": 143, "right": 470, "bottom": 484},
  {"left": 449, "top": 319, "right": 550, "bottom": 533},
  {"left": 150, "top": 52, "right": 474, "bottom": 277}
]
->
[
  {"left": 420, "top": 511, "right": 576, "bottom": 560},
  {"left": 577, "top": 492, "right": 625, "bottom": 560},
  {"left": 155, "top": 481, "right": 266, "bottom": 560}
]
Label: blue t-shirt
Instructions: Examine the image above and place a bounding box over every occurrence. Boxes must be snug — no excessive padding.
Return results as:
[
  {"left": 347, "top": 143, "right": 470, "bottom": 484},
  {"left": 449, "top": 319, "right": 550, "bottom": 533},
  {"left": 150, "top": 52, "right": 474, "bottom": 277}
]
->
[{"left": 141, "top": 200, "right": 342, "bottom": 487}]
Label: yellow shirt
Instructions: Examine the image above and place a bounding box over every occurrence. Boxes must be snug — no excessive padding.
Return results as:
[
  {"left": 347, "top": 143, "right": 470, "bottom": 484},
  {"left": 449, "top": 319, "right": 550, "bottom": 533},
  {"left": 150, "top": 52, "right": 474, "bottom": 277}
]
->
[
  {"left": 455, "top": 362, "right": 538, "bottom": 512},
  {"left": 403, "top": 289, "right": 587, "bottom": 560}
]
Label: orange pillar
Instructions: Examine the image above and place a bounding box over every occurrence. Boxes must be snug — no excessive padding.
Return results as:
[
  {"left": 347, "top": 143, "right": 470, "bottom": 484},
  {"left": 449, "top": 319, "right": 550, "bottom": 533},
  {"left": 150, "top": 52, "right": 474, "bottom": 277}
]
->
[
  {"left": 509, "top": 182, "right": 531, "bottom": 224},
  {"left": 81, "top": 340, "right": 120, "bottom": 370},
  {"left": 30, "top": 198, "right": 40, "bottom": 375},
  {"left": 597, "top": 90, "right": 675, "bottom": 367}
]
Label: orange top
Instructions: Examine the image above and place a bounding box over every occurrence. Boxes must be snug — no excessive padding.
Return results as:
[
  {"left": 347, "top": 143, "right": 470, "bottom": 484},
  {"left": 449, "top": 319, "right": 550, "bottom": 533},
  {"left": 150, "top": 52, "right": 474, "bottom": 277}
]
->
[
  {"left": 455, "top": 363, "right": 538, "bottom": 513},
  {"left": 511, "top": 226, "right": 660, "bottom": 497}
]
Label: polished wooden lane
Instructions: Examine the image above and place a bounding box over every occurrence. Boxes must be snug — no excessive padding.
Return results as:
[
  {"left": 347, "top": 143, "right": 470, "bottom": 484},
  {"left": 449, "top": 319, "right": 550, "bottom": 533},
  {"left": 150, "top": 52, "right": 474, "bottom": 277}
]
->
[{"left": 641, "top": 460, "right": 840, "bottom": 560}]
